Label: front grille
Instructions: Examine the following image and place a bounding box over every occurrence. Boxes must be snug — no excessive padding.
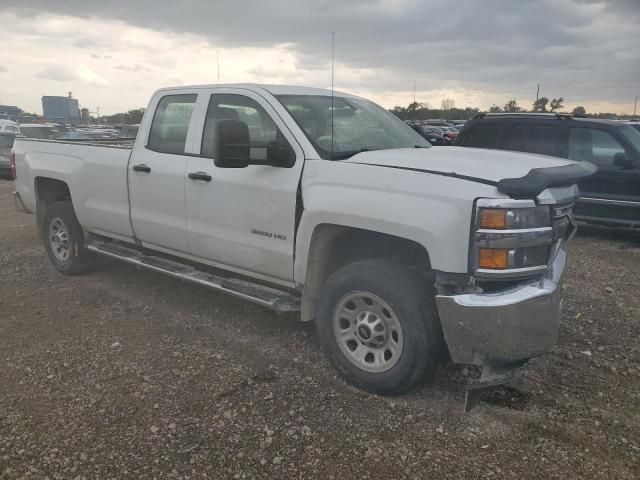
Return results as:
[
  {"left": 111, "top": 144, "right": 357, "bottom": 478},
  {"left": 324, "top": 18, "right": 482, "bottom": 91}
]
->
[{"left": 552, "top": 202, "right": 576, "bottom": 242}]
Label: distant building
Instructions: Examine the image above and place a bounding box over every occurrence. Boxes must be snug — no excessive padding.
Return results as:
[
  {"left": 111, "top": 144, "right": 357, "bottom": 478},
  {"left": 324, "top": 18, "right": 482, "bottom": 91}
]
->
[
  {"left": 42, "top": 92, "right": 81, "bottom": 123},
  {"left": 0, "top": 105, "right": 21, "bottom": 118}
]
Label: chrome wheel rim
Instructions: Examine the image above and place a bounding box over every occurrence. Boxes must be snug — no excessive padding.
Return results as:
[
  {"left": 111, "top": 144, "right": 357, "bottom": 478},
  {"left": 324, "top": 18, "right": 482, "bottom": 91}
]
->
[
  {"left": 332, "top": 291, "right": 404, "bottom": 373},
  {"left": 48, "top": 217, "right": 70, "bottom": 262}
]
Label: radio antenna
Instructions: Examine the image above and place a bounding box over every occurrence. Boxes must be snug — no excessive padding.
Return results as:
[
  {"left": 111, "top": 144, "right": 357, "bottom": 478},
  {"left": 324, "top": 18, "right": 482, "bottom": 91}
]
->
[
  {"left": 217, "top": 49, "right": 220, "bottom": 83},
  {"left": 331, "top": 31, "right": 335, "bottom": 159}
]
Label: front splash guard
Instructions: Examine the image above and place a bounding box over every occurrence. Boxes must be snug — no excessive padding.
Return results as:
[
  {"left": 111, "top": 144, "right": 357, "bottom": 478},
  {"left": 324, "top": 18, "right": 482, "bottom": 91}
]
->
[{"left": 464, "top": 361, "right": 527, "bottom": 412}]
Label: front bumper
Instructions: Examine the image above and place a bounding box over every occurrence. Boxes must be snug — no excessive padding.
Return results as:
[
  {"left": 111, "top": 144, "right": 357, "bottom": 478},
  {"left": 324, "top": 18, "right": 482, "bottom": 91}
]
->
[{"left": 436, "top": 246, "right": 566, "bottom": 365}]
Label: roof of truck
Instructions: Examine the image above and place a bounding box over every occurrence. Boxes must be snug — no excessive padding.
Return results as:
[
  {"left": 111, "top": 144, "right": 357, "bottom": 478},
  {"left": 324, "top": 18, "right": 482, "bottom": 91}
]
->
[{"left": 155, "top": 83, "right": 357, "bottom": 98}]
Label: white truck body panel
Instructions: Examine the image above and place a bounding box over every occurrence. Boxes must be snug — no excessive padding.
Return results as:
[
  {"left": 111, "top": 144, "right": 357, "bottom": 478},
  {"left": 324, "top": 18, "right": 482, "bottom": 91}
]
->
[
  {"left": 14, "top": 141, "right": 134, "bottom": 241},
  {"left": 294, "top": 158, "right": 504, "bottom": 280}
]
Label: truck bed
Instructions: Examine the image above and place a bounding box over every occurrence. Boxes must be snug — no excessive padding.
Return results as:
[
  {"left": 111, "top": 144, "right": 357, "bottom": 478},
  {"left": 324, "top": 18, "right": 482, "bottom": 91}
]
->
[{"left": 13, "top": 137, "right": 135, "bottom": 240}]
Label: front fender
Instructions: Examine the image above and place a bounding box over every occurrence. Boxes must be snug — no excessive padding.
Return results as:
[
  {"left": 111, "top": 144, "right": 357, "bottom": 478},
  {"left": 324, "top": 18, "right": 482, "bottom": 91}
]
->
[{"left": 294, "top": 160, "right": 505, "bottom": 285}]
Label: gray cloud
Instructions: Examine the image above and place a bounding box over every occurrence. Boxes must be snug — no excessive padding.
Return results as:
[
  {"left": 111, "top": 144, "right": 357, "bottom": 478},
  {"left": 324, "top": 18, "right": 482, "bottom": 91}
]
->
[
  {"left": 114, "top": 64, "right": 152, "bottom": 72},
  {"left": 4, "top": 0, "right": 640, "bottom": 106},
  {"left": 35, "top": 64, "right": 78, "bottom": 81},
  {"left": 0, "top": 65, "right": 7, "bottom": 73}
]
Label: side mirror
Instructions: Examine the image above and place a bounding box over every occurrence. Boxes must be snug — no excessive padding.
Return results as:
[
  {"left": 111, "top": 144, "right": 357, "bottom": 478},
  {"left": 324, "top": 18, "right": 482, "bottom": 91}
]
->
[
  {"left": 213, "top": 119, "right": 251, "bottom": 168},
  {"left": 613, "top": 152, "right": 634, "bottom": 169},
  {"left": 266, "top": 141, "right": 295, "bottom": 167}
]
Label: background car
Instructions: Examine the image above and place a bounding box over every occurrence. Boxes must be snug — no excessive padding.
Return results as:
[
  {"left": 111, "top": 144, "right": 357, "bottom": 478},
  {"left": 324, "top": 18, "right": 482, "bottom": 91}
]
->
[
  {"left": 18, "top": 124, "right": 62, "bottom": 139},
  {"left": 455, "top": 112, "right": 640, "bottom": 228},
  {"left": 0, "top": 132, "right": 19, "bottom": 178},
  {"left": 410, "top": 124, "right": 448, "bottom": 145}
]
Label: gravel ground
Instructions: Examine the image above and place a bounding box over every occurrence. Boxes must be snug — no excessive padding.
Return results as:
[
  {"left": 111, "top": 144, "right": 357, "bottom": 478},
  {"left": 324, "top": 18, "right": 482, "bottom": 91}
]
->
[{"left": 0, "top": 179, "right": 638, "bottom": 479}]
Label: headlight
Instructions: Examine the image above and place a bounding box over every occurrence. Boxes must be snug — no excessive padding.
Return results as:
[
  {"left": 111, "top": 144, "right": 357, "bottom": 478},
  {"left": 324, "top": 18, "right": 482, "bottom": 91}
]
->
[
  {"left": 472, "top": 199, "right": 554, "bottom": 278},
  {"left": 478, "top": 206, "right": 550, "bottom": 230}
]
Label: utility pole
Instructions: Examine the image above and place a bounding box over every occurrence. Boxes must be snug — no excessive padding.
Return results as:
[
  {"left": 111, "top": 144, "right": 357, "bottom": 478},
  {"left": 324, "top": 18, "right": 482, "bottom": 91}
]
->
[
  {"left": 634, "top": 95, "right": 638, "bottom": 117},
  {"left": 536, "top": 83, "right": 540, "bottom": 101},
  {"left": 412, "top": 81, "right": 416, "bottom": 104}
]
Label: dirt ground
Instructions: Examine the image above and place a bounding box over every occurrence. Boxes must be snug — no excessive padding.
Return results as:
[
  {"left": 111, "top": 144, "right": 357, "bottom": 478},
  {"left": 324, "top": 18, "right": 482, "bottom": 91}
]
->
[{"left": 0, "top": 179, "right": 638, "bottom": 480}]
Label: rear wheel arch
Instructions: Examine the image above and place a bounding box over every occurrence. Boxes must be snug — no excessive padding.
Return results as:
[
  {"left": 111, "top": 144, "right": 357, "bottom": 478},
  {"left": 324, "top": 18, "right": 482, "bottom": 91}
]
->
[
  {"left": 300, "top": 224, "right": 433, "bottom": 322},
  {"left": 34, "top": 177, "right": 72, "bottom": 237}
]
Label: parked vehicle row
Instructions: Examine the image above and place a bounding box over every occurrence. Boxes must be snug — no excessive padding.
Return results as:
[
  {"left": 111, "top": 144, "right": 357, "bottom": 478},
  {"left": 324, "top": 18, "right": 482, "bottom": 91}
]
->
[
  {"left": 0, "top": 121, "right": 140, "bottom": 142},
  {"left": 11, "top": 83, "right": 594, "bottom": 406},
  {"left": 455, "top": 113, "right": 640, "bottom": 228},
  {"left": 406, "top": 120, "right": 463, "bottom": 146}
]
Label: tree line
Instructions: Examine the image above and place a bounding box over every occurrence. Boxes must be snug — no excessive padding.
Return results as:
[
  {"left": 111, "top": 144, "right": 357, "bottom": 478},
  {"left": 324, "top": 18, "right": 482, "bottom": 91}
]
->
[
  {"left": 92, "top": 108, "right": 145, "bottom": 125},
  {"left": 390, "top": 96, "right": 634, "bottom": 121}
]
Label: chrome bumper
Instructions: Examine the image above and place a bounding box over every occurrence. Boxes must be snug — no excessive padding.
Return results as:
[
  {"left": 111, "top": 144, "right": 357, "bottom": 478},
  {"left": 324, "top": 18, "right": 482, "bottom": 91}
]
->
[
  {"left": 12, "top": 191, "right": 28, "bottom": 213},
  {"left": 436, "top": 247, "right": 566, "bottom": 365}
]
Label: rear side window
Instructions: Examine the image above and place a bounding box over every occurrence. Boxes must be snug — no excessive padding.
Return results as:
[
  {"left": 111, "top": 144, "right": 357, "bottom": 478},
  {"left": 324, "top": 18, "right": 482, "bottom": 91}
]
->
[
  {"left": 502, "top": 124, "right": 560, "bottom": 156},
  {"left": 569, "top": 128, "right": 625, "bottom": 166},
  {"left": 148, "top": 94, "right": 197, "bottom": 154},
  {"left": 463, "top": 123, "right": 499, "bottom": 148}
]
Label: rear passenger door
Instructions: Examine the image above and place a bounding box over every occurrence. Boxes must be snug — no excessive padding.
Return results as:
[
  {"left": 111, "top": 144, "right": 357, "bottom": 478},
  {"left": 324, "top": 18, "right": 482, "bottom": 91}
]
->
[{"left": 129, "top": 92, "right": 198, "bottom": 254}]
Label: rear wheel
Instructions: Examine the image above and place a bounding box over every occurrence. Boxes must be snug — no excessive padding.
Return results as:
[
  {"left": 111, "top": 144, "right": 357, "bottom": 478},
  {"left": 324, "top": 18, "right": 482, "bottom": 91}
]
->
[
  {"left": 316, "top": 259, "right": 442, "bottom": 395},
  {"left": 42, "top": 201, "right": 95, "bottom": 275}
]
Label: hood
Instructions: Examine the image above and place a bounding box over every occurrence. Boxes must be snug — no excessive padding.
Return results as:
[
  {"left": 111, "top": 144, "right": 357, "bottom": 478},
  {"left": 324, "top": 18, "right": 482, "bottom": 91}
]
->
[
  {"left": 344, "top": 146, "right": 597, "bottom": 197},
  {"left": 345, "top": 146, "right": 573, "bottom": 183}
]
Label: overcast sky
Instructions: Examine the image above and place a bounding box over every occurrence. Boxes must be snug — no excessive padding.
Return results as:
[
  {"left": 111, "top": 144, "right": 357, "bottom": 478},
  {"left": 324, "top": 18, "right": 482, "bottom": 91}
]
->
[{"left": 0, "top": 0, "right": 638, "bottom": 115}]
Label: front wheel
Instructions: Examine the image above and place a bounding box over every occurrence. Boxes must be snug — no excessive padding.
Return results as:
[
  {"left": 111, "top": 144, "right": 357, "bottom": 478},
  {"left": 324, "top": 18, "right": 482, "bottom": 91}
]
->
[
  {"left": 315, "top": 259, "right": 442, "bottom": 395},
  {"left": 42, "top": 201, "right": 95, "bottom": 275}
]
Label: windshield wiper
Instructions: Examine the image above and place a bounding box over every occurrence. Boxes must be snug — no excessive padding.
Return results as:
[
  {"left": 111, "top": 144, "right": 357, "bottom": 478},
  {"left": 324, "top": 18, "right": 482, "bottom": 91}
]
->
[{"left": 332, "top": 147, "right": 373, "bottom": 160}]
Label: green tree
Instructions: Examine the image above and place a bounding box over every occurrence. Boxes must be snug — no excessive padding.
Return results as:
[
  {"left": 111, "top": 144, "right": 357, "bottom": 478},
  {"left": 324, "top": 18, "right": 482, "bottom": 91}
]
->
[
  {"left": 549, "top": 97, "right": 564, "bottom": 112},
  {"left": 572, "top": 105, "right": 586, "bottom": 116},
  {"left": 532, "top": 97, "right": 549, "bottom": 112},
  {"left": 503, "top": 99, "right": 522, "bottom": 112},
  {"left": 123, "top": 108, "right": 145, "bottom": 124},
  {"left": 489, "top": 104, "right": 502, "bottom": 113}
]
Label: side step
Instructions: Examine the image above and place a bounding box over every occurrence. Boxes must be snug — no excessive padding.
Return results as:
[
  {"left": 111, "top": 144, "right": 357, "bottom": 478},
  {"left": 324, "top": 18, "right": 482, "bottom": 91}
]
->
[{"left": 87, "top": 241, "right": 301, "bottom": 313}]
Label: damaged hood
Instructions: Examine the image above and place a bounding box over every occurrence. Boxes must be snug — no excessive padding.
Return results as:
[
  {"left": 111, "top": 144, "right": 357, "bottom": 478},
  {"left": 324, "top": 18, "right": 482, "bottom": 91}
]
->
[{"left": 345, "top": 146, "right": 596, "bottom": 196}]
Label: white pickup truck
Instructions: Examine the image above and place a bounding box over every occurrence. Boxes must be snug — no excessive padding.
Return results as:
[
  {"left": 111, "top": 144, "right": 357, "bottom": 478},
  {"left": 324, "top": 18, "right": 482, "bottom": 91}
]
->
[{"left": 11, "top": 84, "right": 595, "bottom": 403}]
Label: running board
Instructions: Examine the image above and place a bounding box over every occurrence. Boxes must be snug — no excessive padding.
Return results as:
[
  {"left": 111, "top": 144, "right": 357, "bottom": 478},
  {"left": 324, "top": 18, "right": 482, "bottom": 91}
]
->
[{"left": 87, "top": 241, "right": 301, "bottom": 313}]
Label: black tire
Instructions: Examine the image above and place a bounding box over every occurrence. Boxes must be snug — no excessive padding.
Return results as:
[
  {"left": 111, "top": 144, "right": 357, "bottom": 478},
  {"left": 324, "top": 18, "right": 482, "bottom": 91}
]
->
[
  {"left": 42, "top": 201, "right": 95, "bottom": 275},
  {"left": 315, "top": 259, "right": 443, "bottom": 395}
]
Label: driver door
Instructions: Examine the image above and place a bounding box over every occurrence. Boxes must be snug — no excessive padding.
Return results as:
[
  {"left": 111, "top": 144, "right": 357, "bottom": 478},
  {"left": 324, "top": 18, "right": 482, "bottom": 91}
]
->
[{"left": 184, "top": 89, "right": 304, "bottom": 284}]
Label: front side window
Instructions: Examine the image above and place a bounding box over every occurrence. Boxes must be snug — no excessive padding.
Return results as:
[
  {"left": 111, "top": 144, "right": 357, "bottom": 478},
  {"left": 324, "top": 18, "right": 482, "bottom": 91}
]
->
[
  {"left": 147, "top": 94, "right": 197, "bottom": 154},
  {"left": 201, "top": 94, "right": 285, "bottom": 162},
  {"left": 464, "top": 123, "right": 499, "bottom": 149},
  {"left": 277, "top": 95, "right": 430, "bottom": 160},
  {"left": 618, "top": 125, "right": 640, "bottom": 154},
  {"left": 569, "top": 127, "right": 625, "bottom": 166}
]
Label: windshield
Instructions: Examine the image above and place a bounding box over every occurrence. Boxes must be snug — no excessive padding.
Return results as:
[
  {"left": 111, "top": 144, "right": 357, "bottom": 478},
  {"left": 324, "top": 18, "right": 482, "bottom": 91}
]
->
[
  {"left": 277, "top": 95, "right": 430, "bottom": 159},
  {"left": 619, "top": 125, "right": 640, "bottom": 153},
  {"left": 20, "top": 127, "right": 59, "bottom": 139}
]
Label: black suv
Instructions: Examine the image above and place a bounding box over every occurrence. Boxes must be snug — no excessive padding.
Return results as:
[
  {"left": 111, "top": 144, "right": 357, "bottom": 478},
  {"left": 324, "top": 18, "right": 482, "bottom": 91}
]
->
[{"left": 455, "top": 113, "right": 640, "bottom": 228}]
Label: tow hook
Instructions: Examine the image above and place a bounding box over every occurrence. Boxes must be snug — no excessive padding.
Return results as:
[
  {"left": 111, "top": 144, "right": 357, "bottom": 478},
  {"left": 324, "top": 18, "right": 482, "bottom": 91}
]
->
[{"left": 464, "top": 361, "right": 528, "bottom": 412}]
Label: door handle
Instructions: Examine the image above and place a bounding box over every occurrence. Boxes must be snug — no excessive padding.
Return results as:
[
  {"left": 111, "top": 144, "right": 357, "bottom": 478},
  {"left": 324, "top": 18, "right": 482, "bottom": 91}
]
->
[
  {"left": 188, "top": 171, "right": 212, "bottom": 182},
  {"left": 132, "top": 164, "right": 151, "bottom": 173}
]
